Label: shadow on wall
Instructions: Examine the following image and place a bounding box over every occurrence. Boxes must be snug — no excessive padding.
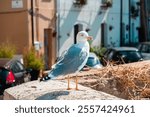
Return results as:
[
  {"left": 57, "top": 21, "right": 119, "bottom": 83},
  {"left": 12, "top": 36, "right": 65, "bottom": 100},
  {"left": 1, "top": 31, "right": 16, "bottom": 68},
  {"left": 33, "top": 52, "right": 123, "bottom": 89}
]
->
[
  {"left": 31, "top": 10, "right": 54, "bottom": 28},
  {"left": 36, "top": 91, "right": 69, "bottom": 100},
  {"left": 89, "top": 8, "right": 106, "bottom": 42},
  {"left": 59, "top": 4, "right": 80, "bottom": 46}
]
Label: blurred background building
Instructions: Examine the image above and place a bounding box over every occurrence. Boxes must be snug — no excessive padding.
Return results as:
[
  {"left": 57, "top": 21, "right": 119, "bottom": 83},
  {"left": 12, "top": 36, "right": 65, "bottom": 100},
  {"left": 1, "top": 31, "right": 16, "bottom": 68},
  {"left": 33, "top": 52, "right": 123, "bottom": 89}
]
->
[
  {"left": 1, "top": 0, "right": 149, "bottom": 68},
  {"left": 0, "top": 0, "right": 56, "bottom": 69}
]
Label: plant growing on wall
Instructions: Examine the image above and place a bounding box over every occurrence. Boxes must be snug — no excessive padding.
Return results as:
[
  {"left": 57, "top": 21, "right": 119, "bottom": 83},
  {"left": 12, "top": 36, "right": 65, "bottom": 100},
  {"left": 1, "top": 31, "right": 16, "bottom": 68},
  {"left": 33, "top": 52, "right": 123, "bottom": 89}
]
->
[{"left": 90, "top": 46, "right": 106, "bottom": 60}]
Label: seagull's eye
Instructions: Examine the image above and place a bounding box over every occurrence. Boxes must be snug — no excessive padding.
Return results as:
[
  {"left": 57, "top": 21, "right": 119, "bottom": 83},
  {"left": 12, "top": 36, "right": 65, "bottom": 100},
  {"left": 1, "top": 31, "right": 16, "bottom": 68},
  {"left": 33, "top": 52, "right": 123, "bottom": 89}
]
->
[{"left": 80, "top": 34, "right": 84, "bottom": 37}]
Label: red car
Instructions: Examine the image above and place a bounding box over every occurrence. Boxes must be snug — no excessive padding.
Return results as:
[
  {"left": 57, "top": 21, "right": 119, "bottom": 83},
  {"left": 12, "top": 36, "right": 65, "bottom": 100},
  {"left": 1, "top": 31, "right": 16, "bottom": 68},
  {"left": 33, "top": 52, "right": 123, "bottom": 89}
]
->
[
  {"left": 0, "top": 67, "right": 15, "bottom": 94},
  {"left": 0, "top": 59, "right": 30, "bottom": 94}
]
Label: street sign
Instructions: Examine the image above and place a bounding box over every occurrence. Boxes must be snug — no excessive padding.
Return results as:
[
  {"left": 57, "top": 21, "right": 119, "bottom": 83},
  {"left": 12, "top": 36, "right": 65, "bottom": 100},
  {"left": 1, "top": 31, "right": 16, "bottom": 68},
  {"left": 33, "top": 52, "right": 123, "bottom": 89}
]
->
[{"left": 12, "top": 0, "right": 23, "bottom": 8}]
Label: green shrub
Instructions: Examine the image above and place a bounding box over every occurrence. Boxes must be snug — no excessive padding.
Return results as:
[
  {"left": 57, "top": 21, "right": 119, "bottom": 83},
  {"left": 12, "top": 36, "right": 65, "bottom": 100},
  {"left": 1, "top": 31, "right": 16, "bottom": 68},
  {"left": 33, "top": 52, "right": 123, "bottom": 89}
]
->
[
  {"left": 23, "top": 47, "right": 44, "bottom": 70},
  {"left": 0, "top": 43, "right": 16, "bottom": 58},
  {"left": 90, "top": 46, "right": 106, "bottom": 60}
]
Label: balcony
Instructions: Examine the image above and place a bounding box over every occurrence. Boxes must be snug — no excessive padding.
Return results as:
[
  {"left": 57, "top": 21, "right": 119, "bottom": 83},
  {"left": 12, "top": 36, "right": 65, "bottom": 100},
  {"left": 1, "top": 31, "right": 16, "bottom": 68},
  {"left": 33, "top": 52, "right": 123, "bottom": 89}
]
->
[
  {"left": 73, "top": 0, "right": 87, "bottom": 7},
  {"left": 101, "top": 0, "right": 112, "bottom": 8}
]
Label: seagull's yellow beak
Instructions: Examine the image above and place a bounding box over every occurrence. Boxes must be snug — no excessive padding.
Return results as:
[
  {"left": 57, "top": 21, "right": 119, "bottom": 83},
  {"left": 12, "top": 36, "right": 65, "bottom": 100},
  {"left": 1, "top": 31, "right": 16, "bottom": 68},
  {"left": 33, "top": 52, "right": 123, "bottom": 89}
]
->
[{"left": 87, "top": 36, "right": 93, "bottom": 40}]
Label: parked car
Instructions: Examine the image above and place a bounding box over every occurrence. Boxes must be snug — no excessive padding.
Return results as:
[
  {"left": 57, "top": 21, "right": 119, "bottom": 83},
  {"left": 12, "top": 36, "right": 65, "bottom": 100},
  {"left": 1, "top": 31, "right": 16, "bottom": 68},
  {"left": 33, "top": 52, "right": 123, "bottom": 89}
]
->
[
  {"left": 137, "top": 42, "right": 150, "bottom": 60},
  {"left": 102, "top": 47, "right": 143, "bottom": 66},
  {"left": 82, "top": 52, "right": 103, "bottom": 71},
  {"left": 0, "top": 59, "right": 30, "bottom": 94},
  {"left": 0, "top": 67, "right": 15, "bottom": 94}
]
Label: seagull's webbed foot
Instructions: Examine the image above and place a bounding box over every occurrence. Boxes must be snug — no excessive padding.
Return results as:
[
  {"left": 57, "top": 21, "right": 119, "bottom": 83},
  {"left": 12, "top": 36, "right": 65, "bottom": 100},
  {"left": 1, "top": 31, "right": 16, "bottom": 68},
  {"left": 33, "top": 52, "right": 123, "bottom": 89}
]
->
[{"left": 40, "top": 75, "right": 51, "bottom": 81}]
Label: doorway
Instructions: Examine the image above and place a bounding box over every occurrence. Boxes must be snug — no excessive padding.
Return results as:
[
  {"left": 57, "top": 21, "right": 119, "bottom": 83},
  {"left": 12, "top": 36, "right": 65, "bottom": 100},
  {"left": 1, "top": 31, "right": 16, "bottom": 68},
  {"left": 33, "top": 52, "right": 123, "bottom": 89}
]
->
[
  {"left": 74, "top": 24, "right": 83, "bottom": 44},
  {"left": 44, "top": 28, "right": 56, "bottom": 69}
]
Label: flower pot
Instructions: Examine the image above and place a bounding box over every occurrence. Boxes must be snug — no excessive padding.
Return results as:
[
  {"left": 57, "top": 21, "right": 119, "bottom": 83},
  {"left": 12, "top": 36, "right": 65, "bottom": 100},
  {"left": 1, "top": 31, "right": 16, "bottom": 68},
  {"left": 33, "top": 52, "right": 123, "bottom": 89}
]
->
[{"left": 30, "top": 69, "right": 40, "bottom": 81}]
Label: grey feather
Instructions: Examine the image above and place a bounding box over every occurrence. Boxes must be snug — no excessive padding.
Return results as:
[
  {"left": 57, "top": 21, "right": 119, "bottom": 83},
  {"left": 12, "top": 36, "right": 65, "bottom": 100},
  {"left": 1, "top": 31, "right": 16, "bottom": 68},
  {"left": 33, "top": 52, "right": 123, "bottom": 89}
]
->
[{"left": 48, "top": 43, "right": 89, "bottom": 79}]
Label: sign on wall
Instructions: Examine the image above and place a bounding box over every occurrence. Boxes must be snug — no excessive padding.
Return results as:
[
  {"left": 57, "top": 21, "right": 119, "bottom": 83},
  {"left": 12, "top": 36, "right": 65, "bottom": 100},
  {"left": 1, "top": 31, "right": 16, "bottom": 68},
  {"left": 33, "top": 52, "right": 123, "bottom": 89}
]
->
[{"left": 12, "top": 0, "right": 23, "bottom": 8}]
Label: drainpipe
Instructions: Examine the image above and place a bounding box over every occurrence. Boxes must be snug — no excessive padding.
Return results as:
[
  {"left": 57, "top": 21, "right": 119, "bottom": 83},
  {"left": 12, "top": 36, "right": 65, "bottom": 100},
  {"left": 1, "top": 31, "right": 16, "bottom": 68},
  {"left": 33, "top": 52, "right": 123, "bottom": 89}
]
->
[
  {"left": 129, "top": 0, "right": 131, "bottom": 45},
  {"left": 56, "top": 0, "right": 60, "bottom": 56},
  {"left": 141, "top": 0, "right": 148, "bottom": 41},
  {"left": 120, "top": 0, "right": 123, "bottom": 46},
  {"left": 31, "top": 0, "right": 34, "bottom": 46},
  {"left": 35, "top": 0, "right": 40, "bottom": 42}
]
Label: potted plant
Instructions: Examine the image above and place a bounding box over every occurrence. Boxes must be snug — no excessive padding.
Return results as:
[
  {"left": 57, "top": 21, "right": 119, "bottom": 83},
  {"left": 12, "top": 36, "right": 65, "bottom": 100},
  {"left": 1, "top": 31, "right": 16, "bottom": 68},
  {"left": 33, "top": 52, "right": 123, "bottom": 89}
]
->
[{"left": 23, "top": 47, "right": 44, "bottom": 81}]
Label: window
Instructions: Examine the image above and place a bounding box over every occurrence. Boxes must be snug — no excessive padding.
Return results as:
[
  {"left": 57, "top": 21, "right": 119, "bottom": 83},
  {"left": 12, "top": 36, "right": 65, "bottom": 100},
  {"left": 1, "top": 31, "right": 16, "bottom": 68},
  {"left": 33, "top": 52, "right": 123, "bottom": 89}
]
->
[
  {"left": 107, "top": 50, "right": 114, "bottom": 60},
  {"left": 141, "top": 44, "right": 150, "bottom": 53},
  {"left": 73, "top": 0, "right": 87, "bottom": 6},
  {"left": 10, "top": 61, "right": 24, "bottom": 73}
]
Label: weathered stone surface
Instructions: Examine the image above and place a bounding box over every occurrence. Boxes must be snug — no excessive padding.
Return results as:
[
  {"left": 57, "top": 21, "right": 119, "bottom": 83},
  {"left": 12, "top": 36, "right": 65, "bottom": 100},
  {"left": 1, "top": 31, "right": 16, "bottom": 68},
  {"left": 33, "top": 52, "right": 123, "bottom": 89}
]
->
[
  {"left": 4, "top": 60, "right": 150, "bottom": 100},
  {"left": 4, "top": 80, "right": 121, "bottom": 100}
]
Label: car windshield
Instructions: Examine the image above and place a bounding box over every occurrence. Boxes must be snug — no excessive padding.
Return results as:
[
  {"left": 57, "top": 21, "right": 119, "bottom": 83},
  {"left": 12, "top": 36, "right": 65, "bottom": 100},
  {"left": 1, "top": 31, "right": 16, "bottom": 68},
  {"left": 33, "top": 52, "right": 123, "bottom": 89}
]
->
[
  {"left": 118, "top": 51, "right": 142, "bottom": 62},
  {"left": 139, "top": 44, "right": 150, "bottom": 53},
  {"left": 86, "top": 57, "right": 100, "bottom": 67}
]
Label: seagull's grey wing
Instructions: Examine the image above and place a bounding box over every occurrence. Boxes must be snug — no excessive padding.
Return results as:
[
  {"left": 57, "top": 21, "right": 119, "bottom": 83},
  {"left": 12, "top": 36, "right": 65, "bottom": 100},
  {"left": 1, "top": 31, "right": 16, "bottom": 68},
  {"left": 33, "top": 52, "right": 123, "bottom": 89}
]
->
[
  {"left": 51, "top": 50, "right": 68, "bottom": 68},
  {"left": 48, "top": 44, "right": 88, "bottom": 78}
]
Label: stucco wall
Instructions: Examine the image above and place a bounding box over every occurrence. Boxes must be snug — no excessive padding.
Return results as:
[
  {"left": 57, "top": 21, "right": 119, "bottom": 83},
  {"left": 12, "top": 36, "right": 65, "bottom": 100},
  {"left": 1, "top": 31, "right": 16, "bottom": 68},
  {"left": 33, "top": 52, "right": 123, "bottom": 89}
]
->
[
  {"left": 0, "top": 0, "right": 56, "bottom": 57},
  {"left": 31, "top": 0, "right": 56, "bottom": 54},
  {"left": 57, "top": 0, "right": 140, "bottom": 56},
  {"left": 0, "top": 0, "right": 29, "bottom": 54}
]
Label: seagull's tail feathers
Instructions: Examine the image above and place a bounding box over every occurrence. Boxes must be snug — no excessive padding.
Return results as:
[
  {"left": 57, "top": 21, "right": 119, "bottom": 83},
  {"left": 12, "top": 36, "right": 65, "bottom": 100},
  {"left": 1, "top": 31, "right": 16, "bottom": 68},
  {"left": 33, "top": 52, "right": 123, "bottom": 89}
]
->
[{"left": 40, "top": 70, "right": 56, "bottom": 81}]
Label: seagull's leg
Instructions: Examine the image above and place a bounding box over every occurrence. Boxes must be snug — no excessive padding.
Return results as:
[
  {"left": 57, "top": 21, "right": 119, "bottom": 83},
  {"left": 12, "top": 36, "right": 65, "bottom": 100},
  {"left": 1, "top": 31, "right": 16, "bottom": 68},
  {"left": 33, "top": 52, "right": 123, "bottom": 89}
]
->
[
  {"left": 75, "top": 75, "right": 79, "bottom": 90},
  {"left": 67, "top": 75, "right": 71, "bottom": 90}
]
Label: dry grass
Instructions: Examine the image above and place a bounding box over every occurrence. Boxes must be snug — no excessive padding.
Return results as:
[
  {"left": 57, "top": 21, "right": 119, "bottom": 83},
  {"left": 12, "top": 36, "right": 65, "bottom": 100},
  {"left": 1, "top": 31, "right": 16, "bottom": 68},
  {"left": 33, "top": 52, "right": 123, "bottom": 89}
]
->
[
  {"left": 63, "top": 61, "right": 150, "bottom": 100},
  {"left": 102, "top": 64, "right": 150, "bottom": 99},
  {"left": 56, "top": 60, "right": 150, "bottom": 99}
]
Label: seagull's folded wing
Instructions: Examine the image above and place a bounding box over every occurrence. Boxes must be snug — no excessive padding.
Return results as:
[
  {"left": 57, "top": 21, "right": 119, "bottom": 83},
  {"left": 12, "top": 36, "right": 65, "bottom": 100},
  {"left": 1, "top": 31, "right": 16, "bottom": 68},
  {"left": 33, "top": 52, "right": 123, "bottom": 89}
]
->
[{"left": 48, "top": 44, "right": 88, "bottom": 78}]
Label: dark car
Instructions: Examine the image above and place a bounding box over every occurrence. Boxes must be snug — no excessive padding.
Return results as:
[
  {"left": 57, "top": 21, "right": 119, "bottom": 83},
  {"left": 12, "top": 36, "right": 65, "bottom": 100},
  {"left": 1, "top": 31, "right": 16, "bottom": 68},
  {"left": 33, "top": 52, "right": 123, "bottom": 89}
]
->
[
  {"left": 137, "top": 42, "right": 150, "bottom": 60},
  {"left": 0, "top": 59, "right": 30, "bottom": 94},
  {"left": 102, "top": 47, "right": 143, "bottom": 66}
]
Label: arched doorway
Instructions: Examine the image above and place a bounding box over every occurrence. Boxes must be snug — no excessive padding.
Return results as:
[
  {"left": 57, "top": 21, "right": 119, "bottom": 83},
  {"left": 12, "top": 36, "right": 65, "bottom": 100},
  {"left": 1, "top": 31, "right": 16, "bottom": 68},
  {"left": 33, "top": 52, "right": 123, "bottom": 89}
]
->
[{"left": 74, "top": 24, "right": 83, "bottom": 44}]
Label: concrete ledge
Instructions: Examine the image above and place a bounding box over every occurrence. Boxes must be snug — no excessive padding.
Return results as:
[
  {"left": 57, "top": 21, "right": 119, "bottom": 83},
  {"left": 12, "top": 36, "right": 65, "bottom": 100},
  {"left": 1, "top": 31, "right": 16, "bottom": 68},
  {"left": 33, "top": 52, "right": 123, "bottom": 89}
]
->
[
  {"left": 4, "top": 60, "right": 150, "bottom": 100},
  {"left": 3, "top": 80, "right": 121, "bottom": 100}
]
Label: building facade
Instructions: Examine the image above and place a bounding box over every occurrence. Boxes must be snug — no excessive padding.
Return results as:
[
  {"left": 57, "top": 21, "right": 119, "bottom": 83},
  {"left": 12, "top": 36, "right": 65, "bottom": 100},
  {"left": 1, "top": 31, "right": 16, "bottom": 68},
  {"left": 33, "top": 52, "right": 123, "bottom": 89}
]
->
[
  {"left": 0, "top": 0, "right": 142, "bottom": 68},
  {"left": 0, "top": 0, "right": 56, "bottom": 69},
  {"left": 144, "top": 0, "right": 150, "bottom": 41},
  {"left": 56, "top": 0, "right": 140, "bottom": 56}
]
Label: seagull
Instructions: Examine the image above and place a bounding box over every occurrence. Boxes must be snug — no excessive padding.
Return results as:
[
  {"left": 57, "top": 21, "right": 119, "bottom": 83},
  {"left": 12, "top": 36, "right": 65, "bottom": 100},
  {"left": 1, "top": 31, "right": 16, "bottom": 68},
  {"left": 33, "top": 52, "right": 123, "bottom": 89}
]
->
[{"left": 43, "top": 31, "right": 92, "bottom": 90}]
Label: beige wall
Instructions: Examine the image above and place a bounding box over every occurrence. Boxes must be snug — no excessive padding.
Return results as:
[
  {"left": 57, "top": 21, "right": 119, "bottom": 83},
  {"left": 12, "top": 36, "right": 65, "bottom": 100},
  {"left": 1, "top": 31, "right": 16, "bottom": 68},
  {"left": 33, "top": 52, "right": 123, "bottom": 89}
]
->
[
  {"left": 0, "top": 0, "right": 56, "bottom": 67},
  {"left": 0, "top": 0, "right": 29, "bottom": 54},
  {"left": 31, "top": 0, "right": 56, "bottom": 55}
]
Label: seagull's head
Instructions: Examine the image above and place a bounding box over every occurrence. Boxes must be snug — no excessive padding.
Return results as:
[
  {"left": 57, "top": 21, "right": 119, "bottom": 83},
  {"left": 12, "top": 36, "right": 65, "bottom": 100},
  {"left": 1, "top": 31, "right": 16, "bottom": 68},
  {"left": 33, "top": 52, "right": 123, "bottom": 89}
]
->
[{"left": 76, "top": 31, "right": 93, "bottom": 43}]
